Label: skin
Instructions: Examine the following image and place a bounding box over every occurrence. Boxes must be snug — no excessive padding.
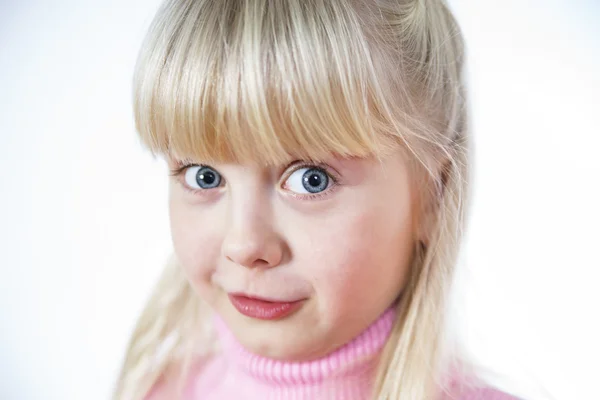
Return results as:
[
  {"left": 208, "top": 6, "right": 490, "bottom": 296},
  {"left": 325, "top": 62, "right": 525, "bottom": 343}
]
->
[{"left": 167, "top": 151, "right": 421, "bottom": 361}]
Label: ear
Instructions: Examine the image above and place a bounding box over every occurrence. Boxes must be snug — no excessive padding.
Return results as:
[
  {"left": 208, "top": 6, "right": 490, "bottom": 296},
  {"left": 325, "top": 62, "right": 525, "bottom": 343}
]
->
[{"left": 414, "top": 159, "right": 451, "bottom": 246}]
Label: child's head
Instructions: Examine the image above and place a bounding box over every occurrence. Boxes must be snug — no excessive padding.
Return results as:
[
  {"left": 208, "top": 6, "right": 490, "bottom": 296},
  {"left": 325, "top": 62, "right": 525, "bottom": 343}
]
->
[
  {"left": 118, "top": 0, "right": 468, "bottom": 399},
  {"left": 168, "top": 154, "right": 417, "bottom": 363}
]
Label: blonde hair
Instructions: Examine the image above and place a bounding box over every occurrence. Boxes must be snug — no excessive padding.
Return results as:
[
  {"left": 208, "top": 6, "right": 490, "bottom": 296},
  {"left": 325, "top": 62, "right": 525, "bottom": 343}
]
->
[{"left": 115, "top": 0, "right": 475, "bottom": 399}]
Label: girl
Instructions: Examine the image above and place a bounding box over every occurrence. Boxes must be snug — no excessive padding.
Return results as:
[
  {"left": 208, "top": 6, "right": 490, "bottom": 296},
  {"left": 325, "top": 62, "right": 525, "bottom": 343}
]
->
[{"left": 115, "top": 0, "right": 521, "bottom": 399}]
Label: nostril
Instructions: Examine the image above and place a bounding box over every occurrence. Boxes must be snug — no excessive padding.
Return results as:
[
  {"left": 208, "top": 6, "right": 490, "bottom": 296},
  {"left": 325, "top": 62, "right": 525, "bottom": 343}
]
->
[
  {"left": 224, "top": 251, "right": 271, "bottom": 269},
  {"left": 222, "top": 234, "right": 285, "bottom": 269},
  {"left": 253, "top": 259, "right": 270, "bottom": 268}
]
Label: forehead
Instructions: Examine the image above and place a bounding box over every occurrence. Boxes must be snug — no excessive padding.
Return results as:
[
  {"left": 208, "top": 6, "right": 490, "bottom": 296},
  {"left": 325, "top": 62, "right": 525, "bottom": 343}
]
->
[
  {"left": 133, "top": 0, "right": 405, "bottom": 168},
  {"left": 164, "top": 149, "right": 368, "bottom": 167}
]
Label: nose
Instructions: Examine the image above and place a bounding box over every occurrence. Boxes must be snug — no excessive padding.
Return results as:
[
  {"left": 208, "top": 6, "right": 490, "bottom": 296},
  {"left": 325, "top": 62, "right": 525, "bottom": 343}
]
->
[{"left": 221, "top": 195, "right": 285, "bottom": 269}]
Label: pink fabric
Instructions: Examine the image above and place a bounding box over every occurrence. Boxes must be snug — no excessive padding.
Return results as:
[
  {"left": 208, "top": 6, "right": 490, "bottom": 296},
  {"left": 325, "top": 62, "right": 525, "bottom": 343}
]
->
[{"left": 147, "top": 308, "right": 520, "bottom": 399}]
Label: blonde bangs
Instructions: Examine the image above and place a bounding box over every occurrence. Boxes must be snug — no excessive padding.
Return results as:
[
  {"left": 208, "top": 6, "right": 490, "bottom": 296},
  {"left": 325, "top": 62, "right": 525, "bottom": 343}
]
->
[{"left": 132, "top": 0, "right": 399, "bottom": 165}]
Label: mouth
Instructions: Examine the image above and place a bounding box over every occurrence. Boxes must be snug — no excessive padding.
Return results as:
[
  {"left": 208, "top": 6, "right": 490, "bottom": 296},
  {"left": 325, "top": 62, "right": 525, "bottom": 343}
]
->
[{"left": 228, "top": 293, "right": 306, "bottom": 320}]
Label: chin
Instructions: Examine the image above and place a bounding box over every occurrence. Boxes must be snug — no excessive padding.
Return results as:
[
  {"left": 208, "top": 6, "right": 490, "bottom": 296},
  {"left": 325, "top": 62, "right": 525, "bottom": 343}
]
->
[{"left": 220, "top": 299, "right": 330, "bottom": 361}]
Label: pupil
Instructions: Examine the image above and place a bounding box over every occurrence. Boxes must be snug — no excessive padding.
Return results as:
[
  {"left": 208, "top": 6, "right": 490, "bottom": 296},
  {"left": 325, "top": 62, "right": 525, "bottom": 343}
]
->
[
  {"left": 308, "top": 174, "right": 321, "bottom": 187},
  {"left": 202, "top": 171, "right": 215, "bottom": 185},
  {"left": 302, "top": 168, "right": 328, "bottom": 193},
  {"left": 196, "top": 167, "right": 220, "bottom": 188}
]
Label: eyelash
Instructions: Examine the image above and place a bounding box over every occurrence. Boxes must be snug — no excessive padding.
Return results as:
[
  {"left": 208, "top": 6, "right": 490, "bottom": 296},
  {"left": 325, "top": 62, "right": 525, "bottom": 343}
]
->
[
  {"left": 284, "top": 161, "right": 340, "bottom": 200},
  {"left": 168, "top": 161, "right": 340, "bottom": 200},
  {"left": 168, "top": 163, "right": 215, "bottom": 196}
]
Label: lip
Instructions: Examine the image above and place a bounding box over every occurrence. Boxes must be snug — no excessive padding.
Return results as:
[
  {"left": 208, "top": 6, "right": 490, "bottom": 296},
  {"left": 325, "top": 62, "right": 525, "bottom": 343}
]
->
[{"left": 228, "top": 293, "right": 306, "bottom": 320}]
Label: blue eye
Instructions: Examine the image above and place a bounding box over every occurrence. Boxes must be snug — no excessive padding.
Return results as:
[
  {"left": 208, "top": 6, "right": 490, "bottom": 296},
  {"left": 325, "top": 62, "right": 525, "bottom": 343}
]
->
[
  {"left": 184, "top": 165, "right": 222, "bottom": 189},
  {"left": 285, "top": 167, "right": 330, "bottom": 194}
]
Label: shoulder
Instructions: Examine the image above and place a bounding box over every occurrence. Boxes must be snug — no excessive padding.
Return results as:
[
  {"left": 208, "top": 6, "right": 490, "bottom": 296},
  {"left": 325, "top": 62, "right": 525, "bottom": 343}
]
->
[
  {"left": 456, "top": 386, "right": 521, "bottom": 400},
  {"left": 439, "top": 370, "right": 522, "bottom": 400},
  {"left": 439, "top": 385, "right": 521, "bottom": 400},
  {"left": 144, "top": 355, "right": 226, "bottom": 400},
  {"left": 143, "top": 358, "right": 206, "bottom": 400}
]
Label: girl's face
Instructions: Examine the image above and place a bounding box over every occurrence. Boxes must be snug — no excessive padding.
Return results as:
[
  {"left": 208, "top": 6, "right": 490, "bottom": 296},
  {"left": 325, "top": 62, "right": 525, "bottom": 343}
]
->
[{"left": 168, "top": 151, "right": 418, "bottom": 360}]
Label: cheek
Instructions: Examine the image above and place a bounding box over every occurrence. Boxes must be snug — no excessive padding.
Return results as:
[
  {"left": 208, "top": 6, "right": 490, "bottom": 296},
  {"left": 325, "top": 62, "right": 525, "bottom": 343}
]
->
[
  {"left": 169, "top": 197, "right": 222, "bottom": 296},
  {"left": 307, "top": 201, "right": 414, "bottom": 318}
]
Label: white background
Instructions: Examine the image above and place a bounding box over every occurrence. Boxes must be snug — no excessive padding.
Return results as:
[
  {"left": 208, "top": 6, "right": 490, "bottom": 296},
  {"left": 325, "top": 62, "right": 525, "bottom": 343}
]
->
[{"left": 1, "top": 1, "right": 598, "bottom": 399}]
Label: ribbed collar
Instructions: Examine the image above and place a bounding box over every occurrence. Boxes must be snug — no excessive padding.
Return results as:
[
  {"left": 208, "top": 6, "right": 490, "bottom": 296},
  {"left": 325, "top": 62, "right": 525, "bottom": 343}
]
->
[{"left": 213, "top": 308, "right": 395, "bottom": 388}]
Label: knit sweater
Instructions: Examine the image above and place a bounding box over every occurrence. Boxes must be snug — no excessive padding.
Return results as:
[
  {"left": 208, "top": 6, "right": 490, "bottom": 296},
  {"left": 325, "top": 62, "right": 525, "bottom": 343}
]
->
[{"left": 146, "top": 308, "right": 519, "bottom": 399}]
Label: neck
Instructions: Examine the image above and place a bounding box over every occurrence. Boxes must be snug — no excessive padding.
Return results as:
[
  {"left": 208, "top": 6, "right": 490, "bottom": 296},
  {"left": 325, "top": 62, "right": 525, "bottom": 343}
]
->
[{"left": 212, "top": 308, "right": 396, "bottom": 399}]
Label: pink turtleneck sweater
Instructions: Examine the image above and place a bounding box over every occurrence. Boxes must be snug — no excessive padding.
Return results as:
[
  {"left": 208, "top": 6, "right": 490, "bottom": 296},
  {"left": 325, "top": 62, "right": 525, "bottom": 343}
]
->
[{"left": 146, "top": 308, "right": 519, "bottom": 399}]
